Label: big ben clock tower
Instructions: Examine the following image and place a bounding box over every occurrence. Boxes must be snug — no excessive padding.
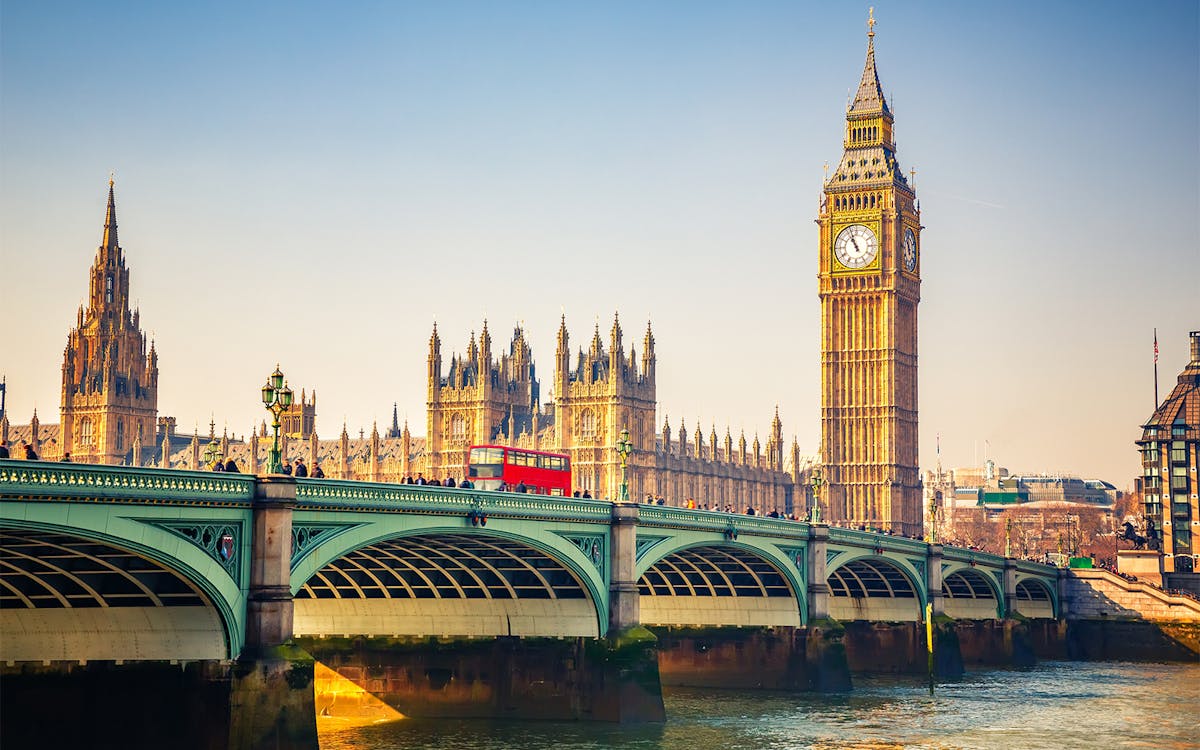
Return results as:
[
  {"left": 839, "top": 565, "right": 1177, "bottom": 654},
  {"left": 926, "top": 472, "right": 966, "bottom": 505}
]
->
[{"left": 817, "top": 10, "right": 922, "bottom": 534}]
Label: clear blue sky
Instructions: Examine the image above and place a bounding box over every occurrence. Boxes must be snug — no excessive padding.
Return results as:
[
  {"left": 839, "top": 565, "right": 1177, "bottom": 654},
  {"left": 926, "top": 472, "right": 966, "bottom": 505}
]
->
[{"left": 2, "top": 1, "right": 1197, "bottom": 485}]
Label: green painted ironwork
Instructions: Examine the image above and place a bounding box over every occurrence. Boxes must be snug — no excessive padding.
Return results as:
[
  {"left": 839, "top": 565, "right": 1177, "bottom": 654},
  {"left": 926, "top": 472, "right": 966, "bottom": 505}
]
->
[
  {"left": 0, "top": 462, "right": 1067, "bottom": 653},
  {"left": 777, "top": 545, "right": 807, "bottom": 579},
  {"left": 634, "top": 535, "right": 670, "bottom": 561},
  {"left": 557, "top": 532, "right": 606, "bottom": 574},
  {"left": 146, "top": 519, "right": 245, "bottom": 583},
  {"left": 295, "top": 479, "right": 611, "bottom": 522},
  {"left": 290, "top": 522, "right": 364, "bottom": 569},
  {"left": 0, "top": 459, "right": 254, "bottom": 504}
]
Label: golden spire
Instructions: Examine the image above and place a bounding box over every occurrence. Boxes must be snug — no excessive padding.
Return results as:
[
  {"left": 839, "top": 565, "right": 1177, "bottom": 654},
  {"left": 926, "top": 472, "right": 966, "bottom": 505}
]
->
[{"left": 868, "top": 7, "right": 876, "bottom": 39}]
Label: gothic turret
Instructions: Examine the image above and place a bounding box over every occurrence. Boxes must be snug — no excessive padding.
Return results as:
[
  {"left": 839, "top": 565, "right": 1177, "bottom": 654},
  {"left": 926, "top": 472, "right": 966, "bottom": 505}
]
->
[{"left": 59, "top": 178, "right": 159, "bottom": 464}]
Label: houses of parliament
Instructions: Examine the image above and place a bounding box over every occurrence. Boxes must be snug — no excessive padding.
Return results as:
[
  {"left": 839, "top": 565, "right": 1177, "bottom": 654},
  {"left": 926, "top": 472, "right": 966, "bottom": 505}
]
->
[{"left": 2, "top": 17, "right": 923, "bottom": 531}]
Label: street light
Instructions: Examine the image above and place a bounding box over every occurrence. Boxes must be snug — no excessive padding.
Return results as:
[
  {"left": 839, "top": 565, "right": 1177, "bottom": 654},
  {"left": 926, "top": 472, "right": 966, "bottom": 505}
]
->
[
  {"left": 810, "top": 466, "right": 824, "bottom": 523},
  {"left": 616, "top": 427, "right": 634, "bottom": 502},
  {"left": 202, "top": 438, "right": 223, "bottom": 470},
  {"left": 261, "top": 364, "right": 293, "bottom": 474},
  {"left": 927, "top": 493, "right": 938, "bottom": 543}
]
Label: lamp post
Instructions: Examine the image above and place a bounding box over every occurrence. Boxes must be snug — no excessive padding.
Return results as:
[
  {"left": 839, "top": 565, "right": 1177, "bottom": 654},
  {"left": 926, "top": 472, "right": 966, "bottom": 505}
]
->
[
  {"left": 260, "top": 364, "right": 293, "bottom": 474},
  {"left": 1004, "top": 516, "right": 1013, "bottom": 558},
  {"left": 927, "top": 492, "right": 938, "bottom": 543},
  {"left": 810, "top": 466, "right": 824, "bottom": 523},
  {"left": 202, "top": 438, "right": 223, "bottom": 470},
  {"left": 616, "top": 427, "right": 633, "bottom": 502}
]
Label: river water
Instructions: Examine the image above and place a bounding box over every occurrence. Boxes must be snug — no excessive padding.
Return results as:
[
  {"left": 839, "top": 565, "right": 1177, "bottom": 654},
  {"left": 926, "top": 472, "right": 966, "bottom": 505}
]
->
[{"left": 319, "top": 661, "right": 1198, "bottom": 750}]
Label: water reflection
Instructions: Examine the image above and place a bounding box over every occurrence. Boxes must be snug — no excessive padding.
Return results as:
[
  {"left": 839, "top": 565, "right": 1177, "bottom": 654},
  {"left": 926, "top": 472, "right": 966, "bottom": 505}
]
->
[{"left": 319, "top": 662, "right": 1199, "bottom": 750}]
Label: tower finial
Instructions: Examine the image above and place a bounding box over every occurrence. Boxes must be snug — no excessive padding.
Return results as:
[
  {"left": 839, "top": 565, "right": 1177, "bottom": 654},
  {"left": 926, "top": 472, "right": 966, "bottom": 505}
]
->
[
  {"left": 868, "top": 7, "right": 876, "bottom": 38},
  {"left": 101, "top": 177, "right": 119, "bottom": 250}
]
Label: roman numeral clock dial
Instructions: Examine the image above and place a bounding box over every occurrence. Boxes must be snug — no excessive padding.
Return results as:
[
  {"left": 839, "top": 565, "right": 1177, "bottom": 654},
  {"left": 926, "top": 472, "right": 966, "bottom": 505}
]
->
[{"left": 834, "top": 223, "right": 878, "bottom": 269}]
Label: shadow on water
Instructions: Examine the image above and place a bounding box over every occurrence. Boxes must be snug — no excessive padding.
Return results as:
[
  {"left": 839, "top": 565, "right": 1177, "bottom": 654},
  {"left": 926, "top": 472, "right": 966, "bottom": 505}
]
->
[{"left": 318, "top": 662, "right": 1200, "bottom": 750}]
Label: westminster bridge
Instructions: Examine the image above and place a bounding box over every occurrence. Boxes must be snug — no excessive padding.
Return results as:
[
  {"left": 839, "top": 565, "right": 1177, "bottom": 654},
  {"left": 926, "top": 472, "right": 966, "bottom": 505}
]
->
[{"left": 1, "top": 460, "right": 1065, "bottom": 748}]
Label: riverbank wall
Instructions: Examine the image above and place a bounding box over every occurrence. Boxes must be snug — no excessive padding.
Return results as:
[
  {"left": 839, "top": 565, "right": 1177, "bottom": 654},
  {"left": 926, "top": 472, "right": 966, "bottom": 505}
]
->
[
  {"left": 296, "top": 629, "right": 664, "bottom": 724},
  {"left": 0, "top": 651, "right": 317, "bottom": 750}
]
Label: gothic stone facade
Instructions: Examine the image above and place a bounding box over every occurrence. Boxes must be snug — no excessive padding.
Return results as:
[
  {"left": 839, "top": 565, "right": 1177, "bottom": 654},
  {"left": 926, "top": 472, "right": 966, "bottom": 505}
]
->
[
  {"left": 57, "top": 180, "right": 159, "bottom": 465},
  {"left": 426, "top": 315, "right": 805, "bottom": 513}
]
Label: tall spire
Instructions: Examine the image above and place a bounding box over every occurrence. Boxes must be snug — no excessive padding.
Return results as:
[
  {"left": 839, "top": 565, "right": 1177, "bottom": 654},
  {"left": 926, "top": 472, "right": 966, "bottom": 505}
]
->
[
  {"left": 850, "top": 8, "right": 889, "bottom": 115},
  {"left": 102, "top": 175, "right": 119, "bottom": 251}
]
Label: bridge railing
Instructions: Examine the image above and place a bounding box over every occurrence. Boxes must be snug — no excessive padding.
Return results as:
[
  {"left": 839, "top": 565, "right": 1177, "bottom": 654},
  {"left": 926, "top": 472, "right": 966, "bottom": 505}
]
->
[
  {"left": 827, "top": 526, "right": 929, "bottom": 555},
  {"left": 637, "top": 505, "right": 810, "bottom": 536},
  {"left": 295, "top": 478, "right": 612, "bottom": 523},
  {"left": 0, "top": 459, "right": 256, "bottom": 504}
]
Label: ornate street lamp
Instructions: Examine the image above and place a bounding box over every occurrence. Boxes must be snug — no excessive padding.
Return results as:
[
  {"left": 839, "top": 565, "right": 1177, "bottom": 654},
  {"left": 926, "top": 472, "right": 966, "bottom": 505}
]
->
[
  {"left": 261, "top": 364, "right": 293, "bottom": 474},
  {"left": 616, "top": 427, "right": 634, "bottom": 502},
  {"left": 927, "top": 492, "right": 938, "bottom": 544},
  {"left": 810, "top": 466, "right": 824, "bottom": 523},
  {"left": 202, "top": 438, "right": 223, "bottom": 470}
]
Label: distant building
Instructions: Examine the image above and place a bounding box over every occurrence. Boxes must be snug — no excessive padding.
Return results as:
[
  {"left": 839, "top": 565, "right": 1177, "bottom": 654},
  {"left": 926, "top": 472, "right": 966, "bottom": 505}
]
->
[
  {"left": 1137, "top": 331, "right": 1200, "bottom": 574},
  {"left": 925, "top": 455, "right": 1121, "bottom": 556}
]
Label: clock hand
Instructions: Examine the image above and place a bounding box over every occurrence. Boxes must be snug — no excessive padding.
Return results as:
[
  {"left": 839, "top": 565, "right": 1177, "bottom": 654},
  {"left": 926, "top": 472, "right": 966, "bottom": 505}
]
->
[{"left": 850, "top": 237, "right": 861, "bottom": 254}]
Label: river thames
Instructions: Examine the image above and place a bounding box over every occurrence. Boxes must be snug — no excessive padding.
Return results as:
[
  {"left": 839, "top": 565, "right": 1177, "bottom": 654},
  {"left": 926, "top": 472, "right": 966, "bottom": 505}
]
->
[{"left": 318, "top": 661, "right": 1198, "bottom": 750}]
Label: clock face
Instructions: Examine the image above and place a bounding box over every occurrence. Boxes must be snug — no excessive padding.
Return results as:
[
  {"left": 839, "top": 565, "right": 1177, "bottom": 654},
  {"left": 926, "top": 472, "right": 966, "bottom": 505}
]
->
[
  {"left": 903, "top": 228, "right": 917, "bottom": 272},
  {"left": 834, "top": 224, "right": 878, "bottom": 269}
]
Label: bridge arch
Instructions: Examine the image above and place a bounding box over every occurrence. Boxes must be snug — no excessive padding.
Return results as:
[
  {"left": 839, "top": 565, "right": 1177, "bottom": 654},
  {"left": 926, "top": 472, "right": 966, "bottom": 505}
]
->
[
  {"left": 1013, "top": 575, "right": 1057, "bottom": 619},
  {"left": 635, "top": 540, "right": 807, "bottom": 627},
  {"left": 0, "top": 519, "right": 242, "bottom": 662},
  {"left": 940, "top": 565, "right": 1002, "bottom": 619},
  {"left": 290, "top": 525, "right": 608, "bottom": 638},
  {"left": 827, "top": 555, "right": 926, "bottom": 621}
]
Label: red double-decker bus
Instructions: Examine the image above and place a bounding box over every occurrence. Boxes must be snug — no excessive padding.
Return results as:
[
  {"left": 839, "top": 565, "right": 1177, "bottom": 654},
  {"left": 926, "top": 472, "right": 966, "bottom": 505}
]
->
[{"left": 467, "top": 445, "right": 572, "bottom": 495}]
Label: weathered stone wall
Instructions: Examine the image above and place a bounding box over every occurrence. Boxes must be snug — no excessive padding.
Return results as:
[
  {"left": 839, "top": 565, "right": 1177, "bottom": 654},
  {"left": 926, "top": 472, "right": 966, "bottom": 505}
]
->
[
  {"left": 1, "top": 661, "right": 231, "bottom": 750},
  {"left": 299, "top": 632, "right": 664, "bottom": 723},
  {"left": 653, "top": 626, "right": 808, "bottom": 689},
  {"left": 0, "top": 656, "right": 318, "bottom": 750},
  {"left": 1066, "top": 620, "right": 1200, "bottom": 661},
  {"left": 1065, "top": 569, "right": 1200, "bottom": 622}
]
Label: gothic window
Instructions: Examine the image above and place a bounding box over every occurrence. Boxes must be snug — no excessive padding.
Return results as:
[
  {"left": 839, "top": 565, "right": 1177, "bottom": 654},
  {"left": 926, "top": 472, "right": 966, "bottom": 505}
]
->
[
  {"left": 451, "top": 413, "right": 467, "bottom": 444},
  {"left": 105, "top": 275, "right": 113, "bottom": 303},
  {"left": 116, "top": 419, "right": 124, "bottom": 450},
  {"left": 79, "top": 418, "right": 94, "bottom": 448},
  {"left": 580, "top": 409, "right": 598, "bottom": 442}
]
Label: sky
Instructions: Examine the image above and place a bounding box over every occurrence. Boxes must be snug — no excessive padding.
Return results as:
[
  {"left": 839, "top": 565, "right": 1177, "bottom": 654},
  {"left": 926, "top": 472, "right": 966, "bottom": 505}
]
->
[{"left": 1, "top": 1, "right": 1197, "bottom": 487}]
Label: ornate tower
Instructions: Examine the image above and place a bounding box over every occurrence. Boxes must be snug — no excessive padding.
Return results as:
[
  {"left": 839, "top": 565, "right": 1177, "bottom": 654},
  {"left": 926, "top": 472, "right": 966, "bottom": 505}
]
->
[
  {"left": 60, "top": 179, "right": 159, "bottom": 465},
  {"left": 817, "top": 12, "right": 922, "bottom": 533},
  {"left": 426, "top": 320, "right": 539, "bottom": 479}
]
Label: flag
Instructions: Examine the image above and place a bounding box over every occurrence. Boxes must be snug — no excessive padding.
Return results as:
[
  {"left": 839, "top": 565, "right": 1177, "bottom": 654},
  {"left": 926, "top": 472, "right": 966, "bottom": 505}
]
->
[{"left": 1154, "top": 329, "right": 1159, "bottom": 364}]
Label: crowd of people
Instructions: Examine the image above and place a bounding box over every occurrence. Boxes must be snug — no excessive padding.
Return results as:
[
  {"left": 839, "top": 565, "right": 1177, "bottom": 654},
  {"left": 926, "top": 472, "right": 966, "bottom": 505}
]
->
[{"left": 0, "top": 440, "right": 39, "bottom": 460}]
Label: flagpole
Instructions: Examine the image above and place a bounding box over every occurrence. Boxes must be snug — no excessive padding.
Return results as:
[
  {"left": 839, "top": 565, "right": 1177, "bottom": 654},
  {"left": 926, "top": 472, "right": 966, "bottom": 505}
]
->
[{"left": 1154, "top": 328, "right": 1159, "bottom": 409}]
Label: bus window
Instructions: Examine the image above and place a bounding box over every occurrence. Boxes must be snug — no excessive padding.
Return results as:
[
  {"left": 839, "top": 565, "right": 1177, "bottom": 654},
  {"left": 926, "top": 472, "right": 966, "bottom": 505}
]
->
[{"left": 468, "top": 447, "right": 505, "bottom": 478}]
